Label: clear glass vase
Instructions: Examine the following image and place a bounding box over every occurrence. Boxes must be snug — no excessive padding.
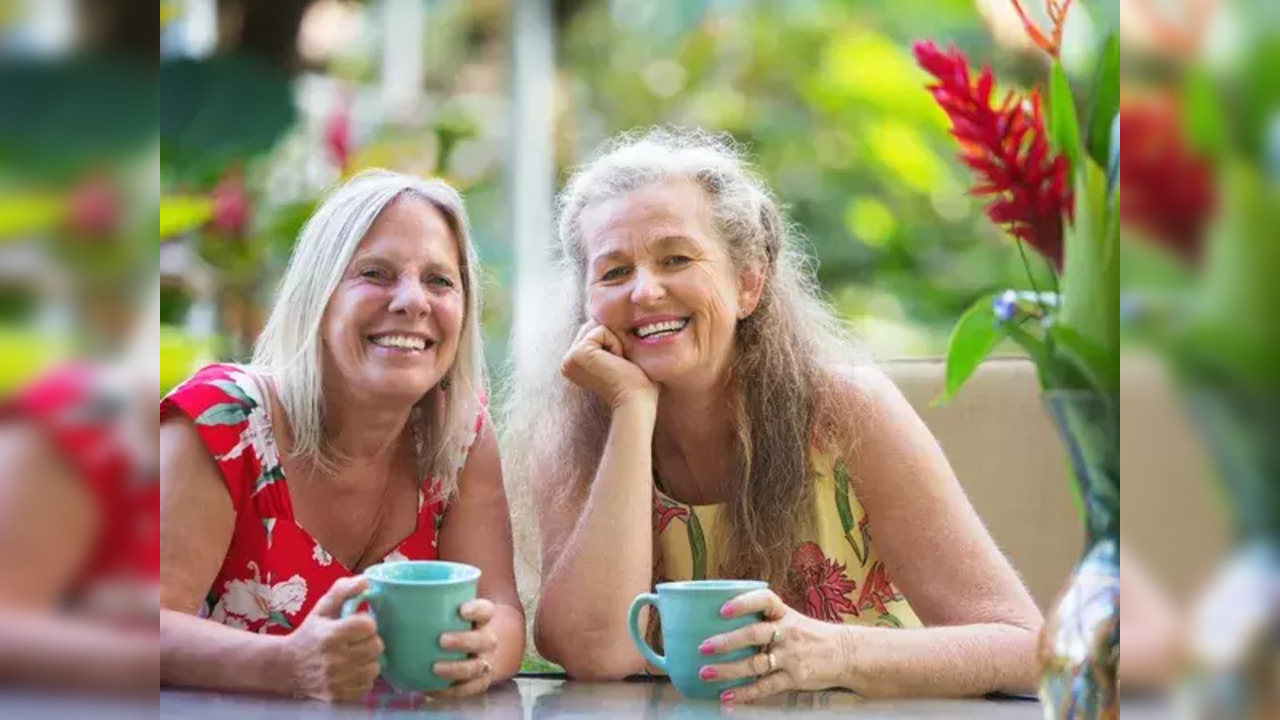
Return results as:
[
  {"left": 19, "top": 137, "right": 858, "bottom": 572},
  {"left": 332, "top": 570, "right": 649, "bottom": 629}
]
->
[
  {"left": 1177, "top": 387, "right": 1280, "bottom": 720},
  {"left": 1036, "top": 390, "right": 1120, "bottom": 720}
]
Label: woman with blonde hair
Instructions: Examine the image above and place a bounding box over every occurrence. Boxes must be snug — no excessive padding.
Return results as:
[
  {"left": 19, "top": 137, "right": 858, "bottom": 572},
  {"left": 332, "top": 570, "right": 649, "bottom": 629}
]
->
[
  {"left": 160, "top": 170, "right": 524, "bottom": 701},
  {"left": 506, "top": 128, "right": 1041, "bottom": 704}
]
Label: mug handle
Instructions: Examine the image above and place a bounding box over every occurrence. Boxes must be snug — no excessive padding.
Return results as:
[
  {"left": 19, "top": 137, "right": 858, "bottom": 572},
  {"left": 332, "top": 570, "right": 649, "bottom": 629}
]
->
[
  {"left": 340, "top": 586, "right": 387, "bottom": 670},
  {"left": 627, "top": 593, "right": 666, "bottom": 673}
]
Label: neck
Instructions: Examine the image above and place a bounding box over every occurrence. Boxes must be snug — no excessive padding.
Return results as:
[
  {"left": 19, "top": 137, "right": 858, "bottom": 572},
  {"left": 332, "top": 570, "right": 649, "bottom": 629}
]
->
[
  {"left": 653, "top": 373, "right": 739, "bottom": 501},
  {"left": 321, "top": 388, "right": 418, "bottom": 470}
]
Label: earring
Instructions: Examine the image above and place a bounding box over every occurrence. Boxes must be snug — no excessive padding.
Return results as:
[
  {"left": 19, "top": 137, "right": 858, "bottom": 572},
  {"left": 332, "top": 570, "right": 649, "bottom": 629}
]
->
[{"left": 441, "top": 376, "right": 452, "bottom": 391}]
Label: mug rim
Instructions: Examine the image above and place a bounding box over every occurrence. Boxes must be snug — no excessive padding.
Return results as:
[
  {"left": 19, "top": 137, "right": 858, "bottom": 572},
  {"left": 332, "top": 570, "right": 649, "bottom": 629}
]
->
[
  {"left": 654, "top": 580, "right": 768, "bottom": 592},
  {"left": 364, "top": 560, "right": 481, "bottom": 585}
]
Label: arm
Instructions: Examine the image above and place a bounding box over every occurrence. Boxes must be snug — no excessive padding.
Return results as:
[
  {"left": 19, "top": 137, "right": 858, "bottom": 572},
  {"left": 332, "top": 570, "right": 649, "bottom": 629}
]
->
[
  {"left": 532, "top": 400, "right": 657, "bottom": 680},
  {"left": 157, "top": 416, "right": 293, "bottom": 694},
  {"left": 704, "top": 367, "right": 1041, "bottom": 702},
  {"left": 835, "top": 366, "right": 1042, "bottom": 696},
  {"left": 1118, "top": 548, "right": 1180, "bottom": 690},
  {"left": 436, "top": 418, "right": 526, "bottom": 683},
  {"left": 0, "top": 422, "right": 157, "bottom": 693}
]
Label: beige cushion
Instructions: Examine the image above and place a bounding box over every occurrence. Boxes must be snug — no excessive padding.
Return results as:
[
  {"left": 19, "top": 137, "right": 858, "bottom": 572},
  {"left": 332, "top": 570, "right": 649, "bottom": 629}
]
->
[{"left": 884, "top": 355, "right": 1226, "bottom": 608}]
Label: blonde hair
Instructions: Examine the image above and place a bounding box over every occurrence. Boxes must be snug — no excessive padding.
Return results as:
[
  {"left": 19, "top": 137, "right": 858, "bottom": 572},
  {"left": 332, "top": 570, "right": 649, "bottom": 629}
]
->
[
  {"left": 253, "top": 169, "right": 485, "bottom": 501},
  {"left": 502, "top": 128, "right": 867, "bottom": 592}
]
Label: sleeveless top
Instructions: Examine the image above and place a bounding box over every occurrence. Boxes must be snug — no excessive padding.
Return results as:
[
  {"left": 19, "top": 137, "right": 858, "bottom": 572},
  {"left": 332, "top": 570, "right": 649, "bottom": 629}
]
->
[
  {"left": 653, "top": 443, "right": 920, "bottom": 629},
  {"left": 161, "top": 363, "right": 485, "bottom": 634},
  {"left": 4, "top": 364, "right": 159, "bottom": 615}
]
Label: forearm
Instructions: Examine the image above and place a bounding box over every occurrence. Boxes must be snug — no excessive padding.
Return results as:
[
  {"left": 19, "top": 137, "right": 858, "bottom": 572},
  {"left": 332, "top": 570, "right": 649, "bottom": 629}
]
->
[
  {"left": 160, "top": 608, "right": 294, "bottom": 695},
  {"left": 536, "top": 402, "right": 656, "bottom": 676},
  {"left": 839, "top": 623, "right": 1038, "bottom": 698},
  {"left": 0, "top": 610, "right": 157, "bottom": 693}
]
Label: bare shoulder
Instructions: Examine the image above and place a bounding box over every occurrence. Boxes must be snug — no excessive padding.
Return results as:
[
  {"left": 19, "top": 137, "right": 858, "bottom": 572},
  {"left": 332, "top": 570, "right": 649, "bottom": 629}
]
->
[{"left": 818, "top": 363, "right": 918, "bottom": 435}]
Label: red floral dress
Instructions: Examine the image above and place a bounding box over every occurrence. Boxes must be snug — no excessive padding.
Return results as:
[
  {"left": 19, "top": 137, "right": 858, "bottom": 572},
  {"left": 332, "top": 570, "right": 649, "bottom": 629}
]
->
[
  {"left": 4, "top": 364, "right": 158, "bottom": 616},
  {"left": 162, "top": 363, "right": 485, "bottom": 634}
]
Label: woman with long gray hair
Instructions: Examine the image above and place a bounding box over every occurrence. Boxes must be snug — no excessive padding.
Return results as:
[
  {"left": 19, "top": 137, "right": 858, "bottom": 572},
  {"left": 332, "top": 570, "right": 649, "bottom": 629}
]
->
[
  {"left": 160, "top": 171, "right": 524, "bottom": 701},
  {"left": 505, "top": 128, "right": 1041, "bottom": 703}
]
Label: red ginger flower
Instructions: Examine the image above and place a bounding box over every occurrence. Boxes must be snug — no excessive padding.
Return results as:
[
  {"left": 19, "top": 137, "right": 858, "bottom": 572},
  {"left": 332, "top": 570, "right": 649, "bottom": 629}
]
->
[
  {"left": 789, "top": 542, "right": 858, "bottom": 622},
  {"left": 1119, "top": 97, "right": 1215, "bottom": 263},
  {"left": 913, "top": 40, "right": 1073, "bottom": 270}
]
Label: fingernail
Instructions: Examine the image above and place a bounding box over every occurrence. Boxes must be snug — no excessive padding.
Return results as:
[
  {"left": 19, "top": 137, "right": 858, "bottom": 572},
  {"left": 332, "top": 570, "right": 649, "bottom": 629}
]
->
[
  {"left": 699, "top": 666, "right": 718, "bottom": 681},
  {"left": 721, "top": 690, "right": 735, "bottom": 703},
  {"left": 719, "top": 603, "right": 734, "bottom": 618},
  {"left": 699, "top": 641, "right": 716, "bottom": 655}
]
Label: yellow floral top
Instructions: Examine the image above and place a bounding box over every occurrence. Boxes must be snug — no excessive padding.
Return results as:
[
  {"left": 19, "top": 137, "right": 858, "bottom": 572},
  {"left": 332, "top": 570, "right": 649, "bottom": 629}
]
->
[{"left": 653, "top": 445, "right": 921, "bottom": 629}]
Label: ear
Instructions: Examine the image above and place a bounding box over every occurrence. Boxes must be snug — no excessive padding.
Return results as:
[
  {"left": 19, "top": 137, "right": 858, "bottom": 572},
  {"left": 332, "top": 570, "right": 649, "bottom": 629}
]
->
[{"left": 736, "top": 259, "right": 767, "bottom": 320}]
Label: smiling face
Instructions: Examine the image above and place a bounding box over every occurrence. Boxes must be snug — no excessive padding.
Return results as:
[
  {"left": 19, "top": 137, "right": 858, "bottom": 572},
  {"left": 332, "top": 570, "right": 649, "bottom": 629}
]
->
[
  {"left": 579, "top": 179, "right": 763, "bottom": 390},
  {"left": 321, "top": 194, "right": 465, "bottom": 404}
]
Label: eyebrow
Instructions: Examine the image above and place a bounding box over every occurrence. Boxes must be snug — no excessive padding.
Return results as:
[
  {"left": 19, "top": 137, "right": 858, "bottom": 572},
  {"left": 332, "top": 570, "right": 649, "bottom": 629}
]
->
[
  {"left": 590, "top": 235, "right": 697, "bottom": 265},
  {"left": 350, "top": 251, "right": 459, "bottom": 275}
]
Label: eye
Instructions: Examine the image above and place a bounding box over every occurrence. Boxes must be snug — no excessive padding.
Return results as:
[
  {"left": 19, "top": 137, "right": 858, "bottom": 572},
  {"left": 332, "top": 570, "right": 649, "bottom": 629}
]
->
[
  {"left": 664, "top": 255, "right": 692, "bottom": 267},
  {"left": 426, "top": 274, "right": 456, "bottom": 289},
  {"left": 601, "top": 266, "right": 631, "bottom": 282},
  {"left": 359, "top": 268, "right": 389, "bottom": 281}
]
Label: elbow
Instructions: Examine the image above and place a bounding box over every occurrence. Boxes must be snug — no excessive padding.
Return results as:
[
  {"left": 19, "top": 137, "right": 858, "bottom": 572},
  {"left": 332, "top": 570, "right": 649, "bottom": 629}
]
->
[{"left": 534, "top": 606, "right": 644, "bottom": 681}]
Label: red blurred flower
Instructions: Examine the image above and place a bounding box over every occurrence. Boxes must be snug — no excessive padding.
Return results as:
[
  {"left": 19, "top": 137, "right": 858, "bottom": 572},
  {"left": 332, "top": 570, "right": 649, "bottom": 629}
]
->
[
  {"left": 326, "top": 88, "right": 352, "bottom": 175},
  {"left": 208, "top": 168, "right": 250, "bottom": 238},
  {"left": 1119, "top": 97, "right": 1215, "bottom": 263},
  {"left": 913, "top": 41, "right": 1073, "bottom": 270}
]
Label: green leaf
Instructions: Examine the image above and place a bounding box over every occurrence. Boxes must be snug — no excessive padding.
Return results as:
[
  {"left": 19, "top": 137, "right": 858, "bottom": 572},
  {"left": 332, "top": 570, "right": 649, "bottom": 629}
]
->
[
  {"left": 832, "top": 461, "right": 856, "bottom": 536},
  {"left": 210, "top": 379, "right": 256, "bottom": 408},
  {"left": 1086, "top": 34, "right": 1121, "bottom": 170},
  {"left": 934, "top": 294, "right": 1009, "bottom": 406},
  {"left": 1181, "top": 65, "right": 1229, "bottom": 160},
  {"left": 159, "top": 195, "right": 214, "bottom": 239},
  {"left": 1006, "top": 324, "right": 1056, "bottom": 388},
  {"left": 1060, "top": 162, "right": 1120, "bottom": 371},
  {"left": 687, "top": 508, "right": 708, "bottom": 581},
  {"left": 194, "top": 402, "right": 249, "bottom": 426},
  {"left": 1050, "top": 323, "right": 1118, "bottom": 393},
  {"left": 1047, "top": 62, "right": 1085, "bottom": 179}
]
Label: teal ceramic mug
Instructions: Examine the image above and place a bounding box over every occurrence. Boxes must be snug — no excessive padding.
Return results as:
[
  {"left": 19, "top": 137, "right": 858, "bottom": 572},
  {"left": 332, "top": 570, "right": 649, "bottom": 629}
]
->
[
  {"left": 340, "top": 560, "right": 482, "bottom": 693},
  {"left": 628, "top": 580, "right": 768, "bottom": 700}
]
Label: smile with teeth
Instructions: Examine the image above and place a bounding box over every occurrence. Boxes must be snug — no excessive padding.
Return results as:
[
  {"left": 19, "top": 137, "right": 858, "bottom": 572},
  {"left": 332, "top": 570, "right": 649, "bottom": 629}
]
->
[
  {"left": 369, "top": 334, "right": 431, "bottom": 351},
  {"left": 633, "top": 318, "right": 689, "bottom": 339}
]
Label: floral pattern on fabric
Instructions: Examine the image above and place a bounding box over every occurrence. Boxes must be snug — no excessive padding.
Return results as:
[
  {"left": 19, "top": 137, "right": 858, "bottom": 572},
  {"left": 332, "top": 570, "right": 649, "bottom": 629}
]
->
[
  {"left": 163, "top": 363, "right": 486, "bottom": 635},
  {"left": 652, "top": 445, "right": 919, "bottom": 630}
]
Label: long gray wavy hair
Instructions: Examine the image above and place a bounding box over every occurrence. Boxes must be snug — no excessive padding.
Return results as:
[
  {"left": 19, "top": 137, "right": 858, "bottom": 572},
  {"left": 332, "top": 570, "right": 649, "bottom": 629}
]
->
[{"left": 502, "top": 127, "right": 868, "bottom": 592}]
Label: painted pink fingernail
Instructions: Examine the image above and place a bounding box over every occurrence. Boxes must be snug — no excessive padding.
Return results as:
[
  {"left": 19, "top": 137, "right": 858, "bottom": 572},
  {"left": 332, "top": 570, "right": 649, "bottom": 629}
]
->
[
  {"left": 721, "top": 690, "right": 735, "bottom": 703},
  {"left": 719, "top": 603, "right": 734, "bottom": 618},
  {"left": 699, "top": 641, "right": 716, "bottom": 655},
  {"left": 699, "top": 666, "right": 718, "bottom": 681}
]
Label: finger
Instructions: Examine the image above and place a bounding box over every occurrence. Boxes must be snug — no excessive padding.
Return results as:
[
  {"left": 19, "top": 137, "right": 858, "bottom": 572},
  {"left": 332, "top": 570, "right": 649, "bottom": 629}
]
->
[
  {"left": 722, "top": 670, "right": 794, "bottom": 706},
  {"left": 432, "top": 657, "right": 493, "bottom": 682},
  {"left": 428, "top": 674, "right": 490, "bottom": 700},
  {"left": 311, "top": 576, "right": 370, "bottom": 619},
  {"left": 592, "top": 325, "right": 624, "bottom": 355},
  {"left": 332, "top": 613, "right": 379, "bottom": 644},
  {"left": 458, "top": 598, "right": 496, "bottom": 625},
  {"left": 702, "top": 649, "right": 777, "bottom": 682},
  {"left": 720, "top": 589, "right": 788, "bottom": 621},
  {"left": 439, "top": 628, "right": 497, "bottom": 655},
  {"left": 345, "top": 634, "right": 385, "bottom": 661},
  {"left": 572, "top": 320, "right": 599, "bottom": 346},
  {"left": 701, "top": 622, "right": 779, "bottom": 655}
]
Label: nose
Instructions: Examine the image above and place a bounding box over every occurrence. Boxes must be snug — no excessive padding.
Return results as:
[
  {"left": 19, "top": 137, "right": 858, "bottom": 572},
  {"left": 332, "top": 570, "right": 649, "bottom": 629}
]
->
[
  {"left": 387, "top": 277, "right": 430, "bottom": 318},
  {"left": 630, "top": 266, "right": 666, "bottom": 305}
]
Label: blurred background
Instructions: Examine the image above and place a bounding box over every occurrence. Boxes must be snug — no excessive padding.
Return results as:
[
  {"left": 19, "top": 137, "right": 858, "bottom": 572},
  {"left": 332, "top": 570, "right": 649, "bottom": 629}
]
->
[{"left": 143, "top": 0, "right": 1130, "bottom": 393}]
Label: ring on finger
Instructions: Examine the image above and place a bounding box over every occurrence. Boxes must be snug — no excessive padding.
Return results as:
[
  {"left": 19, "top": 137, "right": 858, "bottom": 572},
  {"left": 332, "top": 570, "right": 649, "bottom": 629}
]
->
[
  {"left": 767, "top": 624, "right": 782, "bottom": 649},
  {"left": 480, "top": 659, "right": 492, "bottom": 676},
  {"left": 766, "top": 650, "right": 777, "bottom": 674}
]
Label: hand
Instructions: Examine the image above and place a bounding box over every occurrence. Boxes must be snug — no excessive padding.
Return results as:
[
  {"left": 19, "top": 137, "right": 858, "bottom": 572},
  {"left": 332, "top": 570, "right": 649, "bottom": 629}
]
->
[
  {"left": 428, "top": 598, "right": 499, "bottom": 699},
  {"left": 281, "top": 576, "right": 384, "bottom": 703},
  {"left": 697, "top": 589, "right": 852, "bottom": 706},
  {"left": 560, "top": 320, "right": 657, "bottom": 410}
]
